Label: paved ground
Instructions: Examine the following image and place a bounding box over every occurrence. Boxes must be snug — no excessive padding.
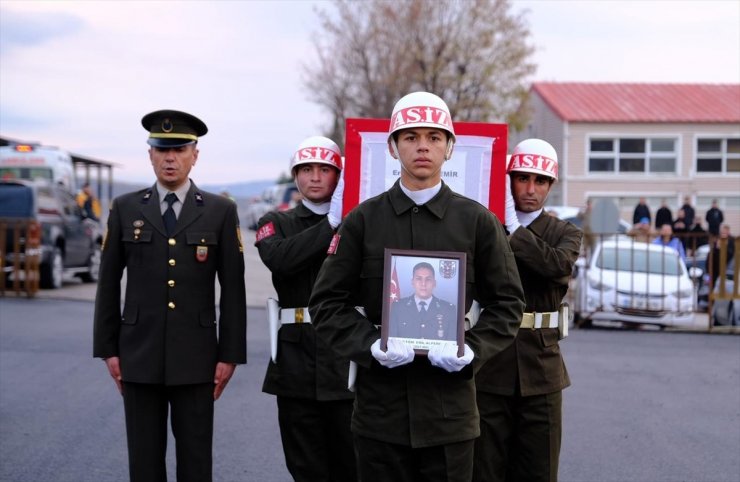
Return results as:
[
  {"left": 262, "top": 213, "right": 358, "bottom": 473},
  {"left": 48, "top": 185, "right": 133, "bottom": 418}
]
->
[{"left": 2, "top": 231, "right": 739, "bottom": 481}]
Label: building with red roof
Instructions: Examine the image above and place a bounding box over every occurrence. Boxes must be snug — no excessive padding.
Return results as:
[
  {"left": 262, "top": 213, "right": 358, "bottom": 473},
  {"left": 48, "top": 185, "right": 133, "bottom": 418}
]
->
[{"left": 513, "top": 82, "right": 740, "bottom": 233}]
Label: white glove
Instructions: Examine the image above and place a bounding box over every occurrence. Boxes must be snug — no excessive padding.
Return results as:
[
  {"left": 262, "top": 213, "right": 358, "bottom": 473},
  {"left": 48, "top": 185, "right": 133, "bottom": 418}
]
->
[
  {"left": 504, "top": 175, "right": 520, "bottom": 234},
  {"left": 371, "top": 338, "right": 415, "bottom": 369},
  {"left": 327, "top": 177, "right": 344, "bottom": 229},
  {"left": 428, "top": 343, "right": 474, "bottom": 373}
]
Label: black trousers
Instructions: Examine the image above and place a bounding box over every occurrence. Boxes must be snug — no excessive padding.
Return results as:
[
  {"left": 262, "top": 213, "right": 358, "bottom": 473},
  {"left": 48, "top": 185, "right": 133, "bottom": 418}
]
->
[
  {"left": 122, "top": 382, "right": 214, "bottom": 482},
  {"left": 354, "top": 434, "right": 474, "bottom": 482},
  {"left": 473, "top": 390, "right": 563, "bottom": 482},
  {"left": 277, "top": 396, "right": 357, "bottom": 482}
]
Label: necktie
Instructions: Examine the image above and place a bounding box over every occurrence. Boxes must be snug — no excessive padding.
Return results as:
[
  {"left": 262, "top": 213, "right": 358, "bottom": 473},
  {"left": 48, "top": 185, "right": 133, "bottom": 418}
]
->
[
  {"left": 163, "top": 192, "right": 177, "bottom": 236},
  {"left": 419, "top": 301, "right": 427, "bottom": 315}
]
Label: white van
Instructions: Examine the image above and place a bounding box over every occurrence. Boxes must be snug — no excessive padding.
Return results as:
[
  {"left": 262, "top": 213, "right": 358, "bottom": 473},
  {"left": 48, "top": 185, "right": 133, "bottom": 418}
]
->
[{"left": 0, "top": 144, "right": 76, "bottom": 192}]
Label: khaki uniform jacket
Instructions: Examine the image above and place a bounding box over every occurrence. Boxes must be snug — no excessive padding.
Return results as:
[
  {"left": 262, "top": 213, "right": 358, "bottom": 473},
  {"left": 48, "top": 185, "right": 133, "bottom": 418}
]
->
[
  {"left": 476, "top": 212, "right": 582, "bottom": 397},
  {"left": 93, "top": 182, "right": 247, "bottom": 385},
  {"left": 255, "top": 204, "right": 354, "bottom": 401},
  {"left": 309, "top": 180, "right": 524, "bottom": 448}
]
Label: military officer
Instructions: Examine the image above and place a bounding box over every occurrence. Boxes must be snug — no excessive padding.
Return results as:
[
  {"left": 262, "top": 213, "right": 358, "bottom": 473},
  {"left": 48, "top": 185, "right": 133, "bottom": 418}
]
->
[
  {"left": 473, "top": 139, "right": 583, "bottom": 482},
  {"left": 309, "top": 91, "right": 524, "bottom": 481},
  {"left": 254, "top": 136, "right": 356, "bottom": 481},
  {"left": 390, "top": 262, "right": 457, "bottom": 340},
  {"left": 93, "top": 110, "right": 247, "bottom": 482}
]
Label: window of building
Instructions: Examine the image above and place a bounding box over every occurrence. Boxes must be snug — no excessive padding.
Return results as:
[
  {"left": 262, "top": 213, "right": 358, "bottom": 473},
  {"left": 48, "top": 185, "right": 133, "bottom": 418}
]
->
[
  {"left": 697, "top": 137, "right": 740, "bottom": 173},
  {"left": 588, "top": 137, "right": 677, "bottom": 174}
]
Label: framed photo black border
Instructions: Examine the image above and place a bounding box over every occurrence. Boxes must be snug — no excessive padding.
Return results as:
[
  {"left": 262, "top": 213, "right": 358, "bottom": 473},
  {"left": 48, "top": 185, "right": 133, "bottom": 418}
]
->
[{"left": 381, "top": 248, "right": 466, "bottom": 356}]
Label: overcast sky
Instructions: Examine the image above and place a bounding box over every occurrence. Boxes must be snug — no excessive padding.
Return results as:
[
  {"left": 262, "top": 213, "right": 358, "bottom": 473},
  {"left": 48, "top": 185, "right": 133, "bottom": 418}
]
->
[{"left": 1, "top": 0, "right": 738, "bottom": 185}]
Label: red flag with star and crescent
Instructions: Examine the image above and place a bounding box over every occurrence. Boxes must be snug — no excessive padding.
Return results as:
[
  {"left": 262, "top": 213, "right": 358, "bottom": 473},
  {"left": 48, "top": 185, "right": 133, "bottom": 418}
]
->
[{"left": 389, "top": 262, "right": 400, "bottom": 304}]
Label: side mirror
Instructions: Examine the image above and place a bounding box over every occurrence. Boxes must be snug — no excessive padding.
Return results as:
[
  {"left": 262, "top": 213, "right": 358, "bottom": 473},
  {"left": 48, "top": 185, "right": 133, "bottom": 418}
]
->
[{"left": 688, "top": 267, "right": 703, "bottom": 279}]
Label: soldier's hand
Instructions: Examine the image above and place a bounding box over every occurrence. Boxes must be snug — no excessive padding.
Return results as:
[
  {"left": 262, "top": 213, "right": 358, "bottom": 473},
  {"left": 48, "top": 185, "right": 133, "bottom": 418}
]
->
[
  {"left": 428, "top": 343, "right": 474, "bottom": 373},
  {"left": 104, "top": 357, "right": 122, "bottom": 394},
  {"left": 371, "top": 338, "right": 415, "bottom": 368},
  {"left": 505, "top": 175, "right": 520, "bottom": 234},
  {"left": 213, "top": 362, "right": 236, "bottom": 400},
  {"left": 327, "top": 177, "right": 344, "bottom": 229}
]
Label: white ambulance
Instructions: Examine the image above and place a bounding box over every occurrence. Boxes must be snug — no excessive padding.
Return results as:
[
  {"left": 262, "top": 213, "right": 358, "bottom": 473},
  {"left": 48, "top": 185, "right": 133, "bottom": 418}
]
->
[{"left": 0, "top": 143, "right": 76, "bottom": 192}]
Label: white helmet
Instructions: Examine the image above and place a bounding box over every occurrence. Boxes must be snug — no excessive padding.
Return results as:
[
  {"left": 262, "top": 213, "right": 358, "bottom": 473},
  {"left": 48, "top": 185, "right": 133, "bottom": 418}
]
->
[
  {"left": 508, "top": 138, "right": 559, "bottom": 181},
  {"left": 388, "top": 91, "right": 455, "bottom": 160},
  {"left": 290, "top": 136, "right": 343, "bottom": 175}
]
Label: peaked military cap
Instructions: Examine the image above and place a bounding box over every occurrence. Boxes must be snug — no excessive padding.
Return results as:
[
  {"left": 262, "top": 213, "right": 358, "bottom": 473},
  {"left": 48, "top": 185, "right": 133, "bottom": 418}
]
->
[{"left": 141, "top": 109, "right": 208, "bottom": 148}]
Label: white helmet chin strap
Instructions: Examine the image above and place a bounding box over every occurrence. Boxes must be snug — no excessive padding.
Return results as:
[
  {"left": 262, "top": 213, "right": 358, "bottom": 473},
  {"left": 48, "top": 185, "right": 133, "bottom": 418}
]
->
[
  {"left": 390, "top": 138, "right": 400, "bottom": 159},
  {"left": 445, "top": 139, "right": 454, "bottom": 160}
]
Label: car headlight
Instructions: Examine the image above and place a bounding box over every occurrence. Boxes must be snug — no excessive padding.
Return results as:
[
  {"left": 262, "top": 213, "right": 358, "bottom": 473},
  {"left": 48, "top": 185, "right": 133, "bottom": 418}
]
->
[{"left": 588, "top": 277, "right": 613, "bottom": 291}]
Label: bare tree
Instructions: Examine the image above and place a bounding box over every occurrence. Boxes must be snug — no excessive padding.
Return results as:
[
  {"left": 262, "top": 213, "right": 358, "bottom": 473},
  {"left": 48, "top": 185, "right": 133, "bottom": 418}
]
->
[{"left": 303, "top": 0, "right": 535, "bottom": 147}]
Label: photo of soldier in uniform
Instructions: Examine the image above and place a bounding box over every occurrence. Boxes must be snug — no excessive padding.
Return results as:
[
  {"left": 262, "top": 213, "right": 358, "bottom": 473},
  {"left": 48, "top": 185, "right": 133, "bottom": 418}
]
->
[{"left": 384, "top": 252, "right": 464, "bottom": 352}]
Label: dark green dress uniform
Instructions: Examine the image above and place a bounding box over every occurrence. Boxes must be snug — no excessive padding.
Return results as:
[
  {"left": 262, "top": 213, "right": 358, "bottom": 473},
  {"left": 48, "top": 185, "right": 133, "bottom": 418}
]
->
[
  {"left": 474, "top": 211, "right": 582, "bottom": 482},
  {"left": 309, "top": 180, "right": 525, "bottom": 481},
  {"left": 93, "top": 181, "right": 247, "bottom": 481},
  {"left": 390, "top": 295, "right": 457, "bottom": 340},
  {"left": 255, "top": 203, "right": 356, "bottom": 482}
]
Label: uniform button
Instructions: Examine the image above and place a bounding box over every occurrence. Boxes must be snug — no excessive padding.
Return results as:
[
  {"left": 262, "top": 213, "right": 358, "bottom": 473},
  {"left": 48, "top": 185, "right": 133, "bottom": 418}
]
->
[
  {"left": 168, "top": 238, "right": 176, "bottom": 246},
  {"left": 169, "top": 259, "right": 176, "bottom": 266},
  {"left": 412, "top": 207, "right": 419, "bottom": 213},
  {"left": 168, "top": 302, "right": 175, "bottom": 309},
  {"left": 168, "top": 280, "right": 175, "bottom": 287}
]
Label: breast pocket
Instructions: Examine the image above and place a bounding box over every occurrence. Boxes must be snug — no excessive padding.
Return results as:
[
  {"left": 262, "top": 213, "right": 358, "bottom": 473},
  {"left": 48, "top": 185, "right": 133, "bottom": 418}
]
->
[
  {"left": 359, "top": 256, "right": 384, "bottom": 294},
  {"left": 359, "top": 256, "right": 384, "bottom": 321},
  {"left": 186, "top": 232, "right": 218, "bottom": 264},
  {"left": 122, "top": 229, "right": 153, "bottom": 265}
]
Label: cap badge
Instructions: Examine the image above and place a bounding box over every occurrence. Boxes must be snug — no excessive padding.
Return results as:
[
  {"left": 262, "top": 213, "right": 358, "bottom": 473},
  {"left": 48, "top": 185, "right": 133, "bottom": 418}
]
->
[{"left": 161, "top": 118, "right": 174, "bottom": 133}]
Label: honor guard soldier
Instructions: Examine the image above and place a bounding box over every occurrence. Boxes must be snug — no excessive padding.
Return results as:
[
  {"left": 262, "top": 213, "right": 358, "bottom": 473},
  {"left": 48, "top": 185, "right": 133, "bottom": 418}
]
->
[
  {"left": 254, "top": 136, "right": 356, "bottom": 481},
  {"left": 309, "top": 91, "right": 525, "bottom": 481},
  {"left": 473, "top": 139, "right": 583, "bottom": 482},
  {"left": 93, "top": 109, "right": 247, "bottom": 482}
]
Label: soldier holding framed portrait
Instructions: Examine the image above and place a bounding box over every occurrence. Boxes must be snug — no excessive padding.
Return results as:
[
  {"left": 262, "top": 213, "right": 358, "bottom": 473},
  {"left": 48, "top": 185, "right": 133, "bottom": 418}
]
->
[{"left": 309, "top": 91, "right": 524, "bottom": 481}]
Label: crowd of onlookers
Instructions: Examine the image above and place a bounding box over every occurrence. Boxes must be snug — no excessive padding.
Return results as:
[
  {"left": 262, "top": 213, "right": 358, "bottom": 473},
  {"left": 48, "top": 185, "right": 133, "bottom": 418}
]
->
[{"left": 628, "top": 197, "right": 735, "bottom": 284}]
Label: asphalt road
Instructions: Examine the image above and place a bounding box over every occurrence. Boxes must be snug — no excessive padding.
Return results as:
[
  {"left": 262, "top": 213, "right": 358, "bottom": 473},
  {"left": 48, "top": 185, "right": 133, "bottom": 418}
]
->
[{"left": 1, "top": 295, "right": 739, "bottom": 482}]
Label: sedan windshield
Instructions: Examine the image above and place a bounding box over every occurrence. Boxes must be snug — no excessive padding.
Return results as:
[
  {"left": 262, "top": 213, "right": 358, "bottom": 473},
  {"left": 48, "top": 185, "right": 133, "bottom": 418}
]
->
[{"left": 596, "top": 247, "right": 683, "bottom": 276}]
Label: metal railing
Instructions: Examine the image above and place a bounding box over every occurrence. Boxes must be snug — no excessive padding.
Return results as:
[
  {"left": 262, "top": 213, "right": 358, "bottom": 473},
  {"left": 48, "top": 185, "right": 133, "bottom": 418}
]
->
[
  {"left": 570, "top": 230, "right": 738, "bottom": 331},
  {"left": 0, "top": 218, "right": 40, "bottom": 297}
]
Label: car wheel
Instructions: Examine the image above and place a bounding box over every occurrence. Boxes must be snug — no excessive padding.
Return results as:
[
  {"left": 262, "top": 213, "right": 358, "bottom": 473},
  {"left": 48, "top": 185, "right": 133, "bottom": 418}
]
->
[
  {"left": 576, "top": 316, "right": 592, "bottom": 329},
  {"left": 711, "top": 302, "right": 730, "bottom": 326},
  {"left": 40, "top": 248, "right": 63, "bottom": 289},
  {"left": 79, "top": 244, "right": 101, "bottom": 283}
]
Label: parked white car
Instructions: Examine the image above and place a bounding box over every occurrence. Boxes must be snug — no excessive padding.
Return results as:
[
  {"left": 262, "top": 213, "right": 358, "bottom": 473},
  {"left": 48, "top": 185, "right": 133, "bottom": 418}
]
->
[{"left": 573, "top": 239, "right": 699, "bottom": 328}]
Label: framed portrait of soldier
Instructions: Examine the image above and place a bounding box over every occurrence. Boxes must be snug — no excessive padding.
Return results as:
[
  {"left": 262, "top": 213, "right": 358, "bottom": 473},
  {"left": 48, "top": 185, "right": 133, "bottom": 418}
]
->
[
  {"left": 381, "top": 248, "right": 466, "bottom": 355},
  {"left": 343, "top": 118, "right": 508, "bottom": 220}
]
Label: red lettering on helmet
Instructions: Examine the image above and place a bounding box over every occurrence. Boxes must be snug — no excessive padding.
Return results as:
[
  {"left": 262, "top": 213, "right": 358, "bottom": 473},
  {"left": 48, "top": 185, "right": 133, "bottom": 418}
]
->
[
  {"left": 509, "top": 154, "right": 558, "bottom": 177},
  {"left": 391, "top": 106, "right": 453, "bottom": 131},
  {"left": 296, "top": 147, "right": 340, "bottom": 166},
  {"left": 406, "top": 108, "right": 422, "bottom": 123}
]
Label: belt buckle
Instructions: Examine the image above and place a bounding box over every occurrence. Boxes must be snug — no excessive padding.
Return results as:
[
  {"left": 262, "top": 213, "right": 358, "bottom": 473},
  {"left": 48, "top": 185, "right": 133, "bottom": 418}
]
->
[{"left": 295, "top": 307, "right": 304, "bottom": 324}]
